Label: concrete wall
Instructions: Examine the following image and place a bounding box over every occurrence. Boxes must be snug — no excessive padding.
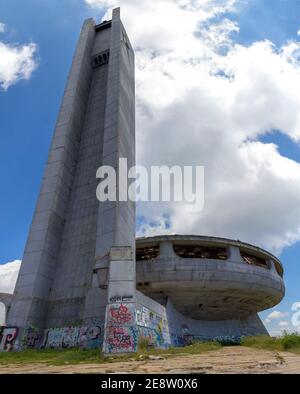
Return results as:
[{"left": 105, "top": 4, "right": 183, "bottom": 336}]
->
[
  {"left": 83, "top": 8, "right": 136, "bottom": 325},
  {"left": 166, "top": 301, "right": 268, "bottom": 346},
  {"left": 7, "top": 18, "right": 97, "bottom": 329},
  {"left": 7, "top": 8, "right": 135, "bottom": 332},
  {"left": 0, "top": 294, "right": 268, "bottom": 352},
  {"left": 136, "top": 291, "right": 171, "bottom": 349}
]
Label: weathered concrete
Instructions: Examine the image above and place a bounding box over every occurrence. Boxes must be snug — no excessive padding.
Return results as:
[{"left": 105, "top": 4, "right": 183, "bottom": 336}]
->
[
  {"left": 0, "top": 294, "right": 12, "bottom": 325},
  {"left": 102, "top": 247, "right": 137, "bottom": 354},
  {"left": 0, "top": 293, "right": 12, "bottom": 309},
  {"left": 6, "top": 9, "right": 135, "bottom": 335},
  {"left": 137, "top": 235, "right": 284, "bottom": 321},
  {"left": 3, "top": 9, "right": 285, "bottom": 354}
]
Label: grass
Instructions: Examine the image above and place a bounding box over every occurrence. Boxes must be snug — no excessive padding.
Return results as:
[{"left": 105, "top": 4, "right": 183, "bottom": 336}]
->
[
  {"left": 241, "top": 332, "right": 300, "bottom": 354},
  {"left": 0, "top": 348, "right": 105, "bottom": 366},
  {"left": 0, "top": 341, "right": 221, "bottom": 366},
  {"left": 1, "top": 333, "right": 299, "bottom": 367}
]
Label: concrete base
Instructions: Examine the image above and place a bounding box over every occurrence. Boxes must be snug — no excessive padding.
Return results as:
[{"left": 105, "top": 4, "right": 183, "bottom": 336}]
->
[{"left": 0, "top": 290, "right": 268, "bottom": 352}]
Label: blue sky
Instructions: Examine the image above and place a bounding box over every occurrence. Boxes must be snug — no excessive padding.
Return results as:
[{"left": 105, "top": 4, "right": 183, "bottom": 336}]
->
[
  {"left": 0, "top": 0, "right": 300, "bottom": 334},
  {"left": 229, "top": 0, "right": 300, "bottom": 331}
]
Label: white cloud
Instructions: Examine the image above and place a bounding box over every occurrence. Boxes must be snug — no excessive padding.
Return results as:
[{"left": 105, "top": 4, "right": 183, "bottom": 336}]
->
[
  {"left": 278, "top": 321, "right": 289, "bottom": 327},
  {"left": 267, "top": 310, "right": 289, "bottom": 320},
  {"left": 0, "top": 260, "right": 20, "bottom": 294},
  {"left": 0, "top": 260, "right": 20, "bottom": 325},
  {"left": 0, "top": 23, "right": 6, "bottom": 33},
  {"left": 0, "top": 39, "right": 38, "bottom": 90},
  {"left": 88, "top": 1, "right": 300, "bottom": 255},
  {"left": 265, "top": 318, "right": 271, "bottom": 324},
  {"left": 297, "top": 29, "right": 300, "bottom": 37}
]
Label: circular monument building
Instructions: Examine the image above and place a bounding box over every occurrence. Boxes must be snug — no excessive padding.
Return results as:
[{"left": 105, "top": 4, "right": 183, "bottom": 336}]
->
[{"left": 135, "top": 235, "right": 285, "bottom": 341}]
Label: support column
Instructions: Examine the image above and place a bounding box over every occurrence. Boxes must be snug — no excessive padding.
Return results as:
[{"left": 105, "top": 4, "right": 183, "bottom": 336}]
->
[{"left": 102, "top": 247, "right": 137, "bottom": 354}]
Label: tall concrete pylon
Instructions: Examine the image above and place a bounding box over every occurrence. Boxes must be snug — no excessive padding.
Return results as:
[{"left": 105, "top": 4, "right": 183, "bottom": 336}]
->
[{"left": 6, "top": 8, "right": 136, "bottom": 353}]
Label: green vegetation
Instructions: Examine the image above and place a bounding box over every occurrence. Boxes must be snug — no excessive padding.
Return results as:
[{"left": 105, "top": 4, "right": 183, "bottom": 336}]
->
[
  {"left": 241, "top": 332, "right": 300, "bottom": 354},
  {"left": 1, "top": 333, "right": 299, "bottom": 367},
  {"left": 0, "top": 348, "right": 105, "bottom": 366},
  {"left": 0, "top": 341, "right": 221, "bottom": 366}
]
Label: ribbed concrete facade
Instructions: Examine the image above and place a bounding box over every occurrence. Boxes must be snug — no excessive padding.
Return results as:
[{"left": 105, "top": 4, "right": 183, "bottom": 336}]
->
[{"left": 6, "top": 8, "right": 135, "bottom": 331}]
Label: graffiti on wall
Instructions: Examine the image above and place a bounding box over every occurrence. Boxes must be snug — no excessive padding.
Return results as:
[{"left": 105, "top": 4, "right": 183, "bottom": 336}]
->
[
  {"left": 109, "top": 295, "right": 133, "bottom": 303},
  {"left": 0, "top": 320, "right": 104, "bottom": 352},
  {"left": 22, "top": 327, "right": 40, "bottom": 348},
  {"left": 170, "top": 325, "right": 194, "bottom": 347},
  {"left": 105, "top": 326, "right": 137, "bottom": 353},
  {"left": 104, "top": 303, "right": 137, "bottom": 353},
  {"left": 136, "top": 305, "right": 170, "bottom": 348},
  {"left": 109, "top": 303, "right": 134, "bottom": 325},
  {"left": 0, "top": 327, "right": 19, "bottom": 352},
  {"left": 41, "top": 321, "right": 103, "bottom": 349}
]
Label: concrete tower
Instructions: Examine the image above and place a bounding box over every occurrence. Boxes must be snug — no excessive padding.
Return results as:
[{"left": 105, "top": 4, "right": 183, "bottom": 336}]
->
[
  {"left": 6, "top": 8, "right": 135, "bottom": 337},
  {"left": 1, "top": 8, "right": 285, "bottom": 354}
]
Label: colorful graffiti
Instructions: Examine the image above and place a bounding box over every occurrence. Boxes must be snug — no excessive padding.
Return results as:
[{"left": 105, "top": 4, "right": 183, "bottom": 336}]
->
[
  {"left": 0, "top": 320, "right": 104, "bottom": 352},
  {"left": 0, "top": 327, "right": 18, "bottom": 352},
  {"left": 104, "top": 303, "right": 137, "bottom": 353},
  {"left": 136, "top": 305, "right": 171, "bottom": 348},
  {"left": 109, "top": 303, "right": 134, "bottom": 325},
  {"left": 170, "top": 331, "right": 242, "bottom": 347},
  {"left": 41, "top": 322, "right": 103, "bottom": 349},
  {"left": 105, "top": 326, "right": 137, "bottom": 353},
  {"left": 170, "top": 324, "right": 194, "bottom": 346},
  {"left": 78, "top": 325, "right": 102, "bottom": 349}
]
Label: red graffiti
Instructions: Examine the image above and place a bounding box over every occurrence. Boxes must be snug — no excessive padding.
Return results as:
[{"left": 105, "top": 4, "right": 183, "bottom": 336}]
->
[
  {"left": 106, "top": 326, "right": 135, "bottom": 351},
  {"left": 0, "top": 327, "right": 19, "bottom": 352},
  {"left": 109, "top": 304, "right": 132, "bottom": 325}
]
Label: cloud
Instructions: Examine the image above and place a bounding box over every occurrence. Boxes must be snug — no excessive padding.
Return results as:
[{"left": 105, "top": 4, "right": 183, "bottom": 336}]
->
[
  {"left": 0, "top": 35, "right": 38, "bottom": 90},
  {"left": 297, "top": 29, "right": 300, "bottom": 37},
  {"left": 0, "top": 23, "right": 5, "bottom": 33},
  {"left": 0, "top": 260, "right": 21, "bottom": 294},
  {"left": 267, "top": 310, "right": 289, "bottom": 320},
  {"left": 0, "top": 260, "right": 20, "bottom": 325},
  {"left": 265, "top": 318, "right": 271, "bottom": 324},
  {"left": 88, "top": 1, "right": 300, "bottom": 255},
  {"left": 278, "top": 321, "right": 289, "bottom": 327}
]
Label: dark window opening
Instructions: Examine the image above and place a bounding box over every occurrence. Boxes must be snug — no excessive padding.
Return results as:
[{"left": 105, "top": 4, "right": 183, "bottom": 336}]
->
[
  {"left": 173, "top": 245, "right": 228, "bottom": 260},
  {"left": 136, "top": 246, "right": 159, "bottom": 261},
  {"left": 274, "top": 262, "right": 284, "bottom": 278},
  {"left": 240, "top": 251, "right": 269, "bottom": 269},
  {"left": 92, "top": 50, "right": 110, "bottom": 69}
]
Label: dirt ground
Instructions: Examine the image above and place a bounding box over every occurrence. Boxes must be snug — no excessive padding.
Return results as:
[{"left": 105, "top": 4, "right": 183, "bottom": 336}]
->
[{"left": 0, "top": 346, "right": 300, "bottom": 374}]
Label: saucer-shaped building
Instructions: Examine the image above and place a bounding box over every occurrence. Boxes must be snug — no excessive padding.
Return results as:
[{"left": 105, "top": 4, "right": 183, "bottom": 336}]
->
[{"left": 135, "top": 235, "right": 284, "bottom": 342}]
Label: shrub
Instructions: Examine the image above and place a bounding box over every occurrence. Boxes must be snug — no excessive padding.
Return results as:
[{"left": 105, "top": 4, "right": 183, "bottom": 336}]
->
[{"left": 280, "top": 332, "right": 300, "bottom": 350}]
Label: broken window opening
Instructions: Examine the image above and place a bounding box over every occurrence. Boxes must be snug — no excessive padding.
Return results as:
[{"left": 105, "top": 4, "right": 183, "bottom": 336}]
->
[
  {"left": 173, "top": 245, "right": 228, "bottom": 260},
  {"left": 240, "top": 251, "right": 269, "bottom": 269},
  {"left": 136, "top": 246, "right": 159, "bottom": 262}
]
